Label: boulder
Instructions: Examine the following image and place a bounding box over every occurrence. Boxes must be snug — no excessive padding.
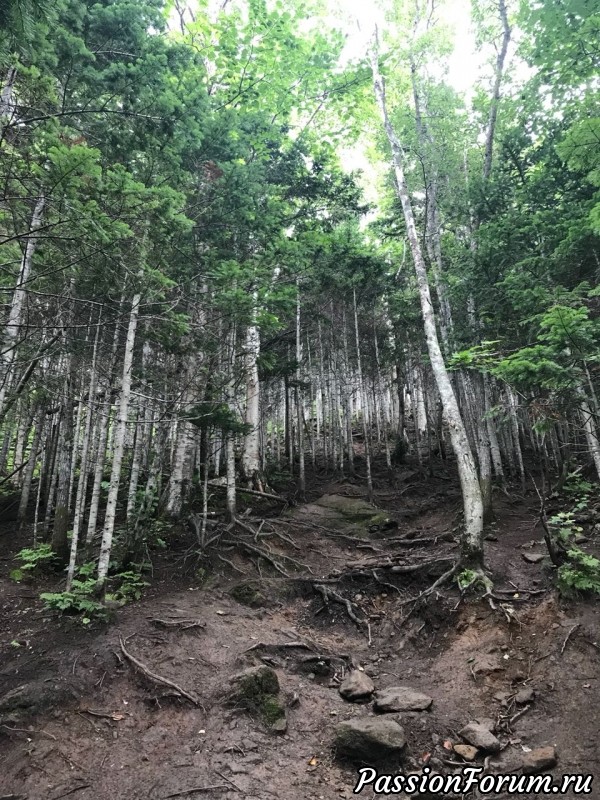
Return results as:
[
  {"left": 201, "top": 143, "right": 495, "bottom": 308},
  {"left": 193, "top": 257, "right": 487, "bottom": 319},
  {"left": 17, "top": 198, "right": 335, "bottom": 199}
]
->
[
  {"left": 458, "top": 722, "right": 501, "bottom": 753},
  {"left": 334, "top": 717, "right": 406, "bottom": 763},
  {"left": 521, "top": 746, "right": 557, "bottom": 774},
  {"left": 373, "top": 686, "right": 432, "bottom": 712},
  {"left": 339, "top": 671, "right": 375, "bottom": 702}
]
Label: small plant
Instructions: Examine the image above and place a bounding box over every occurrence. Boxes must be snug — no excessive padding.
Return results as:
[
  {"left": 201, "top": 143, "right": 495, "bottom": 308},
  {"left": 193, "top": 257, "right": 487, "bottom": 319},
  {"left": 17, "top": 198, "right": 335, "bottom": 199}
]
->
[
  {"left": 456, "top": 568, "right": 493, "bottom": 593},
  {"left": 41, "top": 577, "right": 107, "bottom": 623},
  {"left": 111, "top": 569, "right": 149, "bottom": 603},
  {"left": 12, "top": 543, "right": 58, "bottom": 581},
  {"left": 548, "top": 510, "right": 583, "bottom": 545},
  {"left": 558, "top": 549, "right": 600, "bottom": 596}
]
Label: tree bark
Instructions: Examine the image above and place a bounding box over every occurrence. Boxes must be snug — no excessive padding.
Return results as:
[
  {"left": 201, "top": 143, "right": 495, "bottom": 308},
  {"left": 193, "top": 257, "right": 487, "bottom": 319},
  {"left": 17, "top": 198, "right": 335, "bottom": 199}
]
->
[
  {"left": 96, "top": 294, "right": 141, "bottom": 589},
  {"left": 370, "top": 36, "right": 484, "bottom": 567}
]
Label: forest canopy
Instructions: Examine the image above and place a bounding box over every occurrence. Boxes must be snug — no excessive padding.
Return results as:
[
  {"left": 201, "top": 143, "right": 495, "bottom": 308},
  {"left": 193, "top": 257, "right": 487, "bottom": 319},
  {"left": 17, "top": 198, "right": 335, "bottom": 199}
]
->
[{"left": 0, "top": 0, "right": 599, "bottom": 596}]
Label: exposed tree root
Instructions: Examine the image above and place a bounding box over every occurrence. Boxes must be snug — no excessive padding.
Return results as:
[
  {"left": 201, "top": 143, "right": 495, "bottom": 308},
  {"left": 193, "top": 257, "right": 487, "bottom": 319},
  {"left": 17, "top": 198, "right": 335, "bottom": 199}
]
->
[
  {"left": 119, "top": 637, "right": 201, "bottom": 707},
  {"left": 313, "top": 583, "right": 363, "bottom": 627}
]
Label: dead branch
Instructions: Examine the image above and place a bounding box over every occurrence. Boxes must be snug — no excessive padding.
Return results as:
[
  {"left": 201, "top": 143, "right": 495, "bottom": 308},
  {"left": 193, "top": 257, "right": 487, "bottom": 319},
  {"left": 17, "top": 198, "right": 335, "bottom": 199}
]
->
[
  {"left": 119, "top": 637, "right": 201, "bottom": 707},
  {"left": 209, "top": 482, "right": 287, "bottom": 503}
]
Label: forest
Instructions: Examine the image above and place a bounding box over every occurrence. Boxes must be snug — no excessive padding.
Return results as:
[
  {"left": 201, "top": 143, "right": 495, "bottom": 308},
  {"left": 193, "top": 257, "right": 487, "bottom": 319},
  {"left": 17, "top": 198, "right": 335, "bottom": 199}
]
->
[{"left": 0, "top": 0, "right": 599, "bottom": 798}]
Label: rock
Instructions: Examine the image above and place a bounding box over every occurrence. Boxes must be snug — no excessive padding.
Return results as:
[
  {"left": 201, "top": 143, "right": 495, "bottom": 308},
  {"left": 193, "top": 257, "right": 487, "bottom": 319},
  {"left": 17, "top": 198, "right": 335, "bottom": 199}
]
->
[
  {"left": 494, "top": 691, "right": 510, "bottom": 705},
  {"left": 229, "top": 665, "right": 286, "bottom": 731},
  {"left": 373, "top": 686, "right": 433, "bottom": 712},
  {"left": 269, "top": 716, "right": 288, "bottom": 734},
  {"left": 453, "top": 744, "right": 479, "bottom": 761},
  {"left": 459, "top": 722, "right": 501, "bottom": 753},
  {"left": 522, "top": 553, "right": 545, "bottom": 564},
  {"left": 475, "top": 717, "right": 496, "bottom": 733},
  {"left": 0, "top": 681, "right": 78, "bottom": 723},
  {"left": 574, "top": 534, "right": 589, "bottom": 544},
  {"left": 339, "top": 671, "right": 375, "bottom": 701},
  {"left": 334, "top": 718, "right": 406, "bottom": 763},
  {"left": 515, "top": 688, "right": 534, "bottom": 705},
  {"left": 472, "top": 655, "right": 505, "bottom": 676},
  {"left": 521, "top": 746, "right": 557, "bottom": 774}
]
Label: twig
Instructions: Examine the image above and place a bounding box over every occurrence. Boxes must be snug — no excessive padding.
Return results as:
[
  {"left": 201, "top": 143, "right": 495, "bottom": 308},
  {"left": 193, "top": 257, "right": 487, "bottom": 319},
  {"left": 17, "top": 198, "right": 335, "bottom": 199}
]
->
[
  {"left": 161, "top": 787, "right": 229, "bottom": 799},
  {"left": 509, "top": 704, "right": 532, "bottom": 726},
  {"left": 214, "top": 770, "right": 241, "bottom": 792},
  {"left": 119, "top": 637, "right": 201, "bottom": 707},
  {"left": 50, "top": 786, "right": 91, "bottom": 800},
  {"left": 1, "top": 724, "right": 56, "bottom": 740},
  {"left": 561, "top": 623, "right": 580, "bottom": 655}
]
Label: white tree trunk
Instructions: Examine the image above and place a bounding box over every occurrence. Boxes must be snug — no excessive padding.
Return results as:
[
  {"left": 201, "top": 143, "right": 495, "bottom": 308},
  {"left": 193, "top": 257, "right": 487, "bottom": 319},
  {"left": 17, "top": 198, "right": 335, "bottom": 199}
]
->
[
  {"left": 371, "top": 39, "right": 484, "bottom": 565},
  {"left": 97, "top": 294, "right": 141, "bottom": 588},
  {"left": 242, "top": 311, "right": 262, "bottom": 489},
  {"left": 0, "top": 196, "right": 45, "bottom": 418},
  {"left": 67, "top": 322, "right": 101, "bottom": 587}
]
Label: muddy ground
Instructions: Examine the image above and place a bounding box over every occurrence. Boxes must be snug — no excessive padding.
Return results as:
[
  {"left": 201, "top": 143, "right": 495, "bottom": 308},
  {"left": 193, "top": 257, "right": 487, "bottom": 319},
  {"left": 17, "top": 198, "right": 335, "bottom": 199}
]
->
[{"left": 0, "top": 461, "right": 599, "bottom": 799}]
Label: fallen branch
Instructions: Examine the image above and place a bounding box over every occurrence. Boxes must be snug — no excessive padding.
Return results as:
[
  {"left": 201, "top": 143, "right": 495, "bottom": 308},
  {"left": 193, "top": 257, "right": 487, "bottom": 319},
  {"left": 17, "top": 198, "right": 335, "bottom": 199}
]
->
[
  {"left": 119, "top": 637, "right": 201, "bottom": 707},
  {"left": 209, "top": 483, "right": 287, "bottom": 503}
]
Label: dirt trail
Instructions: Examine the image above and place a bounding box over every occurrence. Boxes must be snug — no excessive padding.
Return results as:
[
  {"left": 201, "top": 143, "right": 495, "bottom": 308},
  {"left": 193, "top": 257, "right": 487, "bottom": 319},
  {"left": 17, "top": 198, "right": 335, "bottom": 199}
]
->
[{"left": 1, "top": 473, "right": 599, "bottom": 799}]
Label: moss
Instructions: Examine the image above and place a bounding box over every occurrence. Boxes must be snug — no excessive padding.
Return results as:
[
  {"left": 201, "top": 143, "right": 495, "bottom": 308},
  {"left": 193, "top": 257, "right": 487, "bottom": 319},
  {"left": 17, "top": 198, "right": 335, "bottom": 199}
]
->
[
  {"left": 260, "top": 694, "right": 286, "bottom": 726},
  {"left": 229, "top": 665, "right": 286, "bottom": 730},
  {"left": 234, "top": 666, "right": 280, "bottom": 700},
  {"left": 368, "top": 512, "right": 390, "bottom": 526},
  {"left": 230, "top": 581, "right": 266, "bottom": 607}
]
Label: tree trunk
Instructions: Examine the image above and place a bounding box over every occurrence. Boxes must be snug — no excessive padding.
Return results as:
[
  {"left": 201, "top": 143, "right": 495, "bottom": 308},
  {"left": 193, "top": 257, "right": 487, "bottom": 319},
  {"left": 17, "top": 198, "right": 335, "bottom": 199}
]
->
[
  {"left": 96, "top": 294, "right": 141, "bottom": 589},
  {"left": 370, "top": 38, "right": 484, "bottom": 567},
  {"left": 0, "top": 196, "right": 45, "bottom": 419}
]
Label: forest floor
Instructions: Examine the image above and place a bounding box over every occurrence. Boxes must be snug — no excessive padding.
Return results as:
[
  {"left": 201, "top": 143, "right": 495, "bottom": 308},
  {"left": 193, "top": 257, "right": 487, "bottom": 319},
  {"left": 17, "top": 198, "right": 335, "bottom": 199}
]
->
[{"left": 0, "top": 461, "right": 599, "bottom": 800}]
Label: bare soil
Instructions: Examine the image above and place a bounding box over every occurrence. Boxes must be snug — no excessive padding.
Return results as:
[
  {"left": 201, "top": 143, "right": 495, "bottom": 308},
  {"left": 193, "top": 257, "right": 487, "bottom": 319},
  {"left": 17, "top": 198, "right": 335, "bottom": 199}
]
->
[{"left": 1, "top": 462, "right": 599, "bottom": 800}]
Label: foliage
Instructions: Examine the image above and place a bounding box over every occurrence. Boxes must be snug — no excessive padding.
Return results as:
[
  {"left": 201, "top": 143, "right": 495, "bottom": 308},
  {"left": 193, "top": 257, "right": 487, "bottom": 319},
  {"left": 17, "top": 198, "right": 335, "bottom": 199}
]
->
[
  {"left": 41, "top": 578, "right": 106, "bottom": 623},
  {"left": 558, "top": 551, "right": 600, "bottom": 596},
  {"left": 13, "top": 544, "right": 58, "bottom": 579}
]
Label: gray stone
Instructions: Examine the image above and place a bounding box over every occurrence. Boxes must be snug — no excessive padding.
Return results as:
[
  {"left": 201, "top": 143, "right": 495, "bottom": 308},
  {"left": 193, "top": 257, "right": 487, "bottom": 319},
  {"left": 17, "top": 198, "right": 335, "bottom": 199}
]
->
[
  {"left": 334, "top": 717, "right": 406, "bottom": 763},
  {"left": 373, "top": 686, "right": 433, "bottom": 712},
  {"left": 515, "top": 688, "right": 534, "bottom": 705},
  {"left": 339, "top": 671, "right": 375, "bottom": 701},
  {"left": 522, "top": 552, "right": 545, "bottom": 564},
  {"left": 472, "top": 655, "right": 505, "bottom": 676},
  {"left": 459, "top": 722, "right": 501, "bottom": 753},
  {"left": 521, "top": 746, "right": 557, "bottom": 774}
]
